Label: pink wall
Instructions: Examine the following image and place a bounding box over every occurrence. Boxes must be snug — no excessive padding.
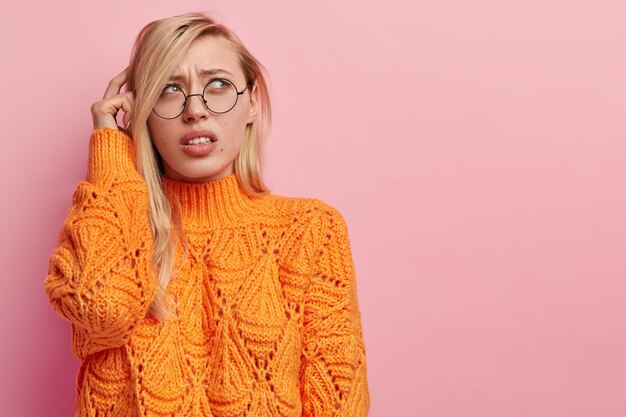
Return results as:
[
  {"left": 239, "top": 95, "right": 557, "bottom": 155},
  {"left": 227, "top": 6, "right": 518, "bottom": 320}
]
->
[{"left": 1, "top": 0, "right": 625, "bottom": 416}]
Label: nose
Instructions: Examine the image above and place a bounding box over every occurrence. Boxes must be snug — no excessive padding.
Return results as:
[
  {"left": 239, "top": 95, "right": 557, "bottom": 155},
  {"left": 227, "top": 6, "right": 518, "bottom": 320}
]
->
[{"left": 183, "top": 93, "right": 209, "bottom": 122}]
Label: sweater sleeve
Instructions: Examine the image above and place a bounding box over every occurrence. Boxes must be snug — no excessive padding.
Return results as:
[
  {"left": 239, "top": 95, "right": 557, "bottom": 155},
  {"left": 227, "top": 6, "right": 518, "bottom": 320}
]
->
[
  {"left": 300, "top": 205, "right": 370, "bottom": 417},
  {"left": 44, "top": 128, "right": 157, "bottom": 359}
]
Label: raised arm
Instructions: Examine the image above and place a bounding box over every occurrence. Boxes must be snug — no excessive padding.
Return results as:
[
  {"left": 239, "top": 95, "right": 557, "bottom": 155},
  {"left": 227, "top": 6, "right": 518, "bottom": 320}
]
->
[
  {"left": 45, "top": 128, "right": 157, "bottom": 359},
  {"left": 45, "top": 70, "right": 158, "bottom": 358},
  {"left": 300, "top": 205, "right": 370, "bottom": 417}
]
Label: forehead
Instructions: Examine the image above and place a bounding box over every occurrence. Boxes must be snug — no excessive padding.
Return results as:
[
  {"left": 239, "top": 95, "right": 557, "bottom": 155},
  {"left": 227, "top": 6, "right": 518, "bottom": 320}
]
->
[{"left": 170, "top": 36, "right": 242, "bottom": 79}]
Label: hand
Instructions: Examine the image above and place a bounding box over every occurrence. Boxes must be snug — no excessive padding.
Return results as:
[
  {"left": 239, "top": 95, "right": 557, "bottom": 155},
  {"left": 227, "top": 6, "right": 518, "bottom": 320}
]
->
[{"left": 91, "top": 68, "right": 134, "bottom": 131}]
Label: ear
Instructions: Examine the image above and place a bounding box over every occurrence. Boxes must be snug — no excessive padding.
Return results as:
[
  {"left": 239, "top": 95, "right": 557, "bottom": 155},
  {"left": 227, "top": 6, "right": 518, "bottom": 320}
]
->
[{"left": 246, "top": 82, "right": 259, "bottom": 124}]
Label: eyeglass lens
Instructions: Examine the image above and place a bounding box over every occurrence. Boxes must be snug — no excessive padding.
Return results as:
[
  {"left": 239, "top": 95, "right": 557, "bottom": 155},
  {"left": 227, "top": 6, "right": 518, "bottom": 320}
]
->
[{"left": 153, "top": 79, "right": 241, "bottom": 119}]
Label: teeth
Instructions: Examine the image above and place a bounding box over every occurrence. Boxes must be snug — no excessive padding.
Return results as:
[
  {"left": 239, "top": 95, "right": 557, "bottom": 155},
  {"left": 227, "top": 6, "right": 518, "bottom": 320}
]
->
[{"left": 186, "top": 137, "right": 213, "bottom": 145}]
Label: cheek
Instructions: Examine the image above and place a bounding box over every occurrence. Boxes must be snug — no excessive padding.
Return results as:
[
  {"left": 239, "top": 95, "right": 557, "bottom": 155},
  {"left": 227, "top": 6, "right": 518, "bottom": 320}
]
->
[
  {"left": 147, "top": 118, "right": 173, "bottom": 148},
  {"left": 221, "top": 112, "right": 248, "bottom": 143}
]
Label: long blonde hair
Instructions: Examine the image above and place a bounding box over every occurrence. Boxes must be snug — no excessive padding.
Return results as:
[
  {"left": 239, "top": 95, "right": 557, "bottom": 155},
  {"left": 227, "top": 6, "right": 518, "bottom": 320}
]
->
[{"left": 126, "top": 13, "right": 272, "bottom": 320}]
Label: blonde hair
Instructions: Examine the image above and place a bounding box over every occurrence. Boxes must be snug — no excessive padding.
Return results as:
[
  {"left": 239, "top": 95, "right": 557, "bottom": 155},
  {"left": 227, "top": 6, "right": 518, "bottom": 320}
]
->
[{"left": 126, "top": 13, "right": 272, "bottom": 320}]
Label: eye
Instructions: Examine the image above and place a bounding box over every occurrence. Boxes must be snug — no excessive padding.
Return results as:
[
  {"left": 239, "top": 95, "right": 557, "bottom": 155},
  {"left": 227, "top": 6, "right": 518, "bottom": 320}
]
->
[
  {"left": 162, "top": 84, "right": 182, "bottom": 94},
  {"left": 207, "top": 78, "right": 231, "bottom": 90}
]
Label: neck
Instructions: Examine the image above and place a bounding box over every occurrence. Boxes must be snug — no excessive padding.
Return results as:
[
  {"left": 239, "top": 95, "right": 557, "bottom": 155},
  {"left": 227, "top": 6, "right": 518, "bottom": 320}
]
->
[{"left": 162, "top": 173, "right": 259, "bottom": 227}]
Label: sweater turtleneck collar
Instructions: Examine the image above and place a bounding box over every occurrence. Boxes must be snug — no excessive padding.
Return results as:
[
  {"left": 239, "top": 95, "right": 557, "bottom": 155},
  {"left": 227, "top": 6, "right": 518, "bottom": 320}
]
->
[{"left": 162, "top": 173, "right": 260, "bottom": 227}]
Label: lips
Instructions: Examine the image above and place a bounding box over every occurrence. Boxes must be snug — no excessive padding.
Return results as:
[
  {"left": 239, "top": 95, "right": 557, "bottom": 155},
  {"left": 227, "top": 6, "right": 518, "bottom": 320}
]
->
[
  {"left": 185, "top": 137, "right": 213, "bottom": 145},
  {"left": 179, "top": 130, "right": 218, "bottom": 157},
  {"left": 180, "top": 130, "right": 217, "bottom": 145}
]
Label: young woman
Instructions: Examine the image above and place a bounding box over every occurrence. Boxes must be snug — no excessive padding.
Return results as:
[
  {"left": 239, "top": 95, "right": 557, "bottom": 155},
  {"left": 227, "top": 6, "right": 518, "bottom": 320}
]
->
[{"left": 45, "top": 12, "right": 369, "bottom": 417}]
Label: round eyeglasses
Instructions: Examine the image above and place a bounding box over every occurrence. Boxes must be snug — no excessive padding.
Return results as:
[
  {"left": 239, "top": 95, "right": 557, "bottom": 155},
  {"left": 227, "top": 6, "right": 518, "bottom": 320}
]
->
[{"left": 152, "top": 78, "right": 249, "bottom": 119}]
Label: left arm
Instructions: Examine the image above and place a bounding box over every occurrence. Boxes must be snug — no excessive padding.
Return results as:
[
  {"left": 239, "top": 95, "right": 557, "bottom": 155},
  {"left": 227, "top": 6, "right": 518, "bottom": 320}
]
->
[{"left": 300, "top": 205, "right": 370, "bottom": 417}]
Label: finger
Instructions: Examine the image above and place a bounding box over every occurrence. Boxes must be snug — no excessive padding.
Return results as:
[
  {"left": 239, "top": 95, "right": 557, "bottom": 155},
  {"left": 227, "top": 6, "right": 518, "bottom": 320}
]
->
[
  {"left": 102, "top": 67, "right": 129, "bottom": 100},
  {"left": 121, "top": 93, "right": 133, "bottom": 128},
  {"left": 122, "top": 114, "right": 130, "bottom": 130},
  {"left": 122, "top": 90, "right": 135, "bottom": 109},
  {"left": 92, "top": 93, "right": 128, "bottom": 117},
  {"left": 92, "top": 93, "right": 130, "bottom": 130}
]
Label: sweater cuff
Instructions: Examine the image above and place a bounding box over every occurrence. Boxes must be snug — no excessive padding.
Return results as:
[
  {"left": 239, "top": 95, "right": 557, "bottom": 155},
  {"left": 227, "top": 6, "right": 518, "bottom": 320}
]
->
[{"left": 87, "top": 128, "right": 140, "bottom": 184}]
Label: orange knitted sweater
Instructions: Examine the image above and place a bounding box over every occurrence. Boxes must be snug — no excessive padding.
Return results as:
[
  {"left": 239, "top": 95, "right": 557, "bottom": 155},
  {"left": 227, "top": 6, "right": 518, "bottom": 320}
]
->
[{"left": 45, "top": 128, "right": 369, "bottom": 417}]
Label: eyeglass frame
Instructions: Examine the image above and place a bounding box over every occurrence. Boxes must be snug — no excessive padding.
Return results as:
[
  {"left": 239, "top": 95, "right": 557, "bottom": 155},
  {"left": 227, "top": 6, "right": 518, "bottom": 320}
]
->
[{"left": 152, "top": 78, "right": 251, "bottom": 120}]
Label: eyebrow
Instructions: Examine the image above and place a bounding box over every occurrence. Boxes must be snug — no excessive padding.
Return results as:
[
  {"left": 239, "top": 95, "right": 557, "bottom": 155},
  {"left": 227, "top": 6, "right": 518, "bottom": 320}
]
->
[{"left": 167, "top": 68, "right": 234, "bottom": 82}]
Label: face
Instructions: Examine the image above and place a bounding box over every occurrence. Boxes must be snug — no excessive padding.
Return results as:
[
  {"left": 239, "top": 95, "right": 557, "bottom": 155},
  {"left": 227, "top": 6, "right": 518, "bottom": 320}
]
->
[{"left": 147, "top": 36, "right": 258, "bottom": 182}]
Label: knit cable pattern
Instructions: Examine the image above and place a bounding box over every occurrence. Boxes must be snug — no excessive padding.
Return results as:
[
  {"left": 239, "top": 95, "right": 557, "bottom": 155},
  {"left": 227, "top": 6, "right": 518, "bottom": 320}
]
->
[{"left": 45, "top": 128, "right": 369, "bottom": 417}]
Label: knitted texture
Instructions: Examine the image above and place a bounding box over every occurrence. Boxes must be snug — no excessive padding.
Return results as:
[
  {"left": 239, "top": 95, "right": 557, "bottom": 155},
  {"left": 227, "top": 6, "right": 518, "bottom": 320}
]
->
[{"left": 45, "top": 128, "right": 370, "bottom": 417}]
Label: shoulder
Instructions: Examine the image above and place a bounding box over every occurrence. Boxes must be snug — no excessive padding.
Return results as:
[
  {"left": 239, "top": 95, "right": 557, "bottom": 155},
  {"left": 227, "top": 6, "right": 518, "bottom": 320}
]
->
[
  {"left": 264, "top": 193, "right": 343, "bottom": 217},
  {"left": 259, "top": 193, "right": 349, "bottom": 233}
]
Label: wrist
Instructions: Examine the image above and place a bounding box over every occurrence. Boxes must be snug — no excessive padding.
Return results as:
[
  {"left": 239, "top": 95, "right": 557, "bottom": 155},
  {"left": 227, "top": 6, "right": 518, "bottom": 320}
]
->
[{"left": 87, "top": 128, "right": 141, "bottom": 185}]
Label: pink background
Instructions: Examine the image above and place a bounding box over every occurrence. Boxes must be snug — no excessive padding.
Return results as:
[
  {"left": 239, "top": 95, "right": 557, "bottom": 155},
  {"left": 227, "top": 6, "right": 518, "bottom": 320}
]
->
[{"left": 1, "top": 0, "right": 625, "bottom": 416}]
